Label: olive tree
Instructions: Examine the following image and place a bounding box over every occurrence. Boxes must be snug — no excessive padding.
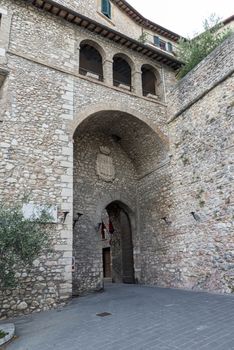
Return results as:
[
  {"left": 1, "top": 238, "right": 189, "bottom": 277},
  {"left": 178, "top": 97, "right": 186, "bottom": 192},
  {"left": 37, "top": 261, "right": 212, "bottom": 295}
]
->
[{"left": 0, "top": 204, "right": 52, "bottom": 288}]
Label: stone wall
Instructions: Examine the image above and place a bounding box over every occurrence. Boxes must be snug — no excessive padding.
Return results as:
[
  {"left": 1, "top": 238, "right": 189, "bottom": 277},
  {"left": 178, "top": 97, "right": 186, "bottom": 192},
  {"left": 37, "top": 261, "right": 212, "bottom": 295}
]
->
[
  {"left": 169, "top": 35, "right": 234, "bottom": 120},
  {"left": 0, "top": 0, "right": 171, "bottom": 318},
  {"left": 167, "top": 35, "right": 234, "bottom": 293},
  {"left": 0, "top": 53, "right": 74, "bottom": 318},
  {"left": 0, "top": 0, "right": 233, "bottom": 320}
]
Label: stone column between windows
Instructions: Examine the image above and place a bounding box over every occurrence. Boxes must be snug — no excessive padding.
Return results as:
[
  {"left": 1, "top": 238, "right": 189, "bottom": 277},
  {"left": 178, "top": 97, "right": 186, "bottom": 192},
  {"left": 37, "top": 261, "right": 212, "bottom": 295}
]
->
[
  {"left": 132, "top": 70, "right": 142, "bottom": 96},
  {"left": 76, "top": 46, "right": 80, "bottom": 75},
  {"left": 103, "top": 59, "right": 113, "bottom": 85}
]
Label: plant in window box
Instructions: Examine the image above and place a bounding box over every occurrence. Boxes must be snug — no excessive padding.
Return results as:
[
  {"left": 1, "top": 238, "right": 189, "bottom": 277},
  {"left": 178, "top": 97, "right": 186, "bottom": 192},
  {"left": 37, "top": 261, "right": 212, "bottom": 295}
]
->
[{"left": 138, "top": 32, "right": 148, "bottom": 44}]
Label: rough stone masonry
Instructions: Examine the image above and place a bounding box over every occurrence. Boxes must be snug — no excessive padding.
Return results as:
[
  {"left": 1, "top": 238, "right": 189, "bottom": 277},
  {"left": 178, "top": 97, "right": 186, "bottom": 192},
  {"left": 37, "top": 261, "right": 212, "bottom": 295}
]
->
[{"left": 0, "top": 0, "right": 233, "bottom": 319}]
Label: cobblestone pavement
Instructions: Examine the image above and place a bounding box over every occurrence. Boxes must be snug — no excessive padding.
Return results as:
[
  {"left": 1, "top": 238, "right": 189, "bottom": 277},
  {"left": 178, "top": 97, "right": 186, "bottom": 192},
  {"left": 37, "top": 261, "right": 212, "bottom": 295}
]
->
[{"left": 3, "top": 284, "right": 234, "bottom": 350}]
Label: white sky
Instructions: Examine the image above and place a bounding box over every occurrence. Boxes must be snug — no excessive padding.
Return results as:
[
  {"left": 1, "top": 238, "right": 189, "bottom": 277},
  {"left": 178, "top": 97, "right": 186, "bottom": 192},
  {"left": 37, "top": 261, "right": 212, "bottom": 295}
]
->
[{"left": 126, "top": 0, "right": 234, "bottom": 37}]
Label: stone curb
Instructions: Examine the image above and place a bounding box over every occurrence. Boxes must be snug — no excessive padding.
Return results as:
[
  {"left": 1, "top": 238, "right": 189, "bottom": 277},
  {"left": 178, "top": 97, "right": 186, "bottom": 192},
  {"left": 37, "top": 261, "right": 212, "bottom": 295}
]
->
[{"left": 0, "top": 324, "right": 15, "bottom": 346}]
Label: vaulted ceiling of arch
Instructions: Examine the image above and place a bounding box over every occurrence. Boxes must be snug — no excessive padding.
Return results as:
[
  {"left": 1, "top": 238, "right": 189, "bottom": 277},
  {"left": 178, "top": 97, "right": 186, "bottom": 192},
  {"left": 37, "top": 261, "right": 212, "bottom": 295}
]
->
[{"left": 74, "top": 111, "right": 168, "bottom": 176}]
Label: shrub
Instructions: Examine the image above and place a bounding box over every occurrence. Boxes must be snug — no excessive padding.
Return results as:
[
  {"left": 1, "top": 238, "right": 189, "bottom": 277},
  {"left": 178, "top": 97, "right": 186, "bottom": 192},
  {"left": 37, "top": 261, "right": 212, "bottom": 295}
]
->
[
  {"left": 177, "top": 14, "right": 233, "bottom": 79},
  {"left": 138, "top": 31, "right": 148, "bottom": 44},
  {"left": 0, "top": 329, "right": 8, "bottom": 339},
  {"left": 0, "top": 204, "right": 52, "bottom": 288}
]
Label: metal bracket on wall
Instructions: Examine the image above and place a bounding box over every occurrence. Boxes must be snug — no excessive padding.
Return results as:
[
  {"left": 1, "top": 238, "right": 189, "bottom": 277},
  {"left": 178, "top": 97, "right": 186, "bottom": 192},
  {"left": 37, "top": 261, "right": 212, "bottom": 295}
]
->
[{"left": 73, "top": 212, "right": 83, "bottom": 228}]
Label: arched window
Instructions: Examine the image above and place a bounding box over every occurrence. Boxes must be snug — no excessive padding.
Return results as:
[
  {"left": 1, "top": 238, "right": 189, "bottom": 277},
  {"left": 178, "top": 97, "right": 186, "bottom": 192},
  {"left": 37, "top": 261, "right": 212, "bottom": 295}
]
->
[
  {"left": 141, "top": 65, "right": 158, "bottom": 97},
  {"left": 79, "top": 42, "right": 104, "bottom": 81},
  {"left": 113, "top": 55, "right": 132, "bottom": 91}
]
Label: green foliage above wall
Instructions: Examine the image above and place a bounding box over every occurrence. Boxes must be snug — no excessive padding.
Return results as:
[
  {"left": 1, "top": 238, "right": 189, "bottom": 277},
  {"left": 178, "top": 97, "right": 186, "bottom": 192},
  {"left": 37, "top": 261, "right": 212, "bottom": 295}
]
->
[{"left": 177, "top": 15, "right": 233, "bottom": 79}]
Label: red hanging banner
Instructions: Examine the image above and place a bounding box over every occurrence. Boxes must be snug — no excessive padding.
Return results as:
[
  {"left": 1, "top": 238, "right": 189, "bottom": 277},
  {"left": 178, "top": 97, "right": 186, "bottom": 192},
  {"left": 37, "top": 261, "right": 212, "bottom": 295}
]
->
[
  {"left": 101, "top": 221, "right": 106, "bottom": 240},
  {"left": 109, "top": 219, "right": 114, "bottom": 234}
]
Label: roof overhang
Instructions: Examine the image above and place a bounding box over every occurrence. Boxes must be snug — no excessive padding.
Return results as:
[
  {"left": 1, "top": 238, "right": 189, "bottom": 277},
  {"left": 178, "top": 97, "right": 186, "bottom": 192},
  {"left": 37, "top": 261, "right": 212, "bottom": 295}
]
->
[
  {"left": 223, "top": 14, "right": 234, "bottom": 25},
  {"left": 112, "top": 0, "right": 181, "bottom": 41},
  {"left": 24, "top": 0, "right": 183, "bottom": 70}
]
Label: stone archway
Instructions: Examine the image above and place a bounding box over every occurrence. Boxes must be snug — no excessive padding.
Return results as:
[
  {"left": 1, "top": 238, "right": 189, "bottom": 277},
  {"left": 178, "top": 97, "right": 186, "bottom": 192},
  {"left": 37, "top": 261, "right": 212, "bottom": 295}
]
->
[
  {"left": 70, "top": 102, "right": 169, "bottom": 146},
  {"left": 105, "top": 201, "right": 135, "bottom": 284},
  {"left": 72, "top": 109, "right": 168, "bottom": 295}
]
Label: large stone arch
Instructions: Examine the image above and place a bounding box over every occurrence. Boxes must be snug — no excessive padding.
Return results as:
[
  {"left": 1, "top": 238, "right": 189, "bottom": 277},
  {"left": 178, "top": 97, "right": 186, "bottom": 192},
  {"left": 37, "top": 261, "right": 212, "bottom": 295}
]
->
[
  {"left": 72, "top": 105, "right": 170, "bottom": 295},
  {"left": 70, "top": 102, "right": 169, "bottom": 147}
]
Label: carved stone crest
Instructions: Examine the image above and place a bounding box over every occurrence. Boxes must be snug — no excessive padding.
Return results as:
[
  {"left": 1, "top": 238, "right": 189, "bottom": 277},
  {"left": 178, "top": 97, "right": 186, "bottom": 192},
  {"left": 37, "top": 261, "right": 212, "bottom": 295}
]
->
[{"left": 96, "top": 146, "right": 115, "bottom": 182}]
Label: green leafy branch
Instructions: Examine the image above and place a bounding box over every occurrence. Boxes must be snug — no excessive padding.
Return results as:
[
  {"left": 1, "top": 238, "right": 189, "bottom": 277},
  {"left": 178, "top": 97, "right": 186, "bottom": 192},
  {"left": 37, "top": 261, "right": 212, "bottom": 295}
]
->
[
  {"left": 177, "top": 14, "right": 233, "bottom": 79},
  {"left": 0, "top": 204, "right": 52, "bottom": 288}
]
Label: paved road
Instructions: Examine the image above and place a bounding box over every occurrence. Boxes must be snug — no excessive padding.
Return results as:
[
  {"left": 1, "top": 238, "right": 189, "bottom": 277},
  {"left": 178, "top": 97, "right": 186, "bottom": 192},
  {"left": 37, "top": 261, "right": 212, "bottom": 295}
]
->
[{"left": 2, "top": 284, "right": 234, "bottom": 350}]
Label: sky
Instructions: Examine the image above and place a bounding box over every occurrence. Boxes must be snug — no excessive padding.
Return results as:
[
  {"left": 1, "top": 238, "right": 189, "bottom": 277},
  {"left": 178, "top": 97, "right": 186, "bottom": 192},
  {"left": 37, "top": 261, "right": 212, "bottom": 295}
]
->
[{"left": 126, "top": 0, "right": 234, "bottom": 37}]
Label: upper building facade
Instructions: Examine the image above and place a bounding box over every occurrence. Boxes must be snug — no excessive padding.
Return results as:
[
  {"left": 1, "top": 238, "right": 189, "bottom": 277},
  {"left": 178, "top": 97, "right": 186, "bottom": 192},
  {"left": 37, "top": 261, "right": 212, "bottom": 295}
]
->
[
  {"left": 0, "top": 0, "right": 182, "bottom": 104},
  {"left": 54, "top": 0, "right": 180, "bottom": 52},
  {"left": 0, "top": 0, "right": 233, "bottom": 319}
]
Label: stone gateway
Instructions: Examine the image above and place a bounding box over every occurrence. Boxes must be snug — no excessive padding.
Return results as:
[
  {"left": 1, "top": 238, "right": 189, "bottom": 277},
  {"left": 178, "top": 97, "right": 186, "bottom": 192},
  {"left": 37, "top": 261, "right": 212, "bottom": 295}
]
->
[{"left": 0, "top": 0, "right": 233, "bottom": 318}]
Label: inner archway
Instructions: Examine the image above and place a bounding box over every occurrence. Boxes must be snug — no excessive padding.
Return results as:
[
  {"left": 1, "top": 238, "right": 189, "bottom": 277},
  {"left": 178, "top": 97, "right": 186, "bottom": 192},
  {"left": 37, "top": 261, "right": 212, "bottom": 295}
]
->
[
  {"left": 72, "top": 109, "right": 168, "bottom": 295},
  {"left": 102, "top": 201, "right": 135, "bottom": 284}
]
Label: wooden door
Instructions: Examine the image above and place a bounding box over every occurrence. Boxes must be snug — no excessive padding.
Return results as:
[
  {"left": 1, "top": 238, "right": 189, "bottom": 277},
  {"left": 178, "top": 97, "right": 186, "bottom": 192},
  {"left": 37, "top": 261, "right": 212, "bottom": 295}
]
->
[
  {"left": 120, "top": 210, "right": 135, "bottom": 284},
  {"left": 103, "top": 248, "right": 111, "bottom": 278}
]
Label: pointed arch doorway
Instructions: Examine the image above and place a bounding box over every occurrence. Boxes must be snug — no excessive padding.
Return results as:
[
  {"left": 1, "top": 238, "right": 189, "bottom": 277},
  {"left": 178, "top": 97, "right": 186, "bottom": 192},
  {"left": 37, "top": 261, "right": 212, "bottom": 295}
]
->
[{"left": 102, "top": 201, "right": 135, "bottom": 284}]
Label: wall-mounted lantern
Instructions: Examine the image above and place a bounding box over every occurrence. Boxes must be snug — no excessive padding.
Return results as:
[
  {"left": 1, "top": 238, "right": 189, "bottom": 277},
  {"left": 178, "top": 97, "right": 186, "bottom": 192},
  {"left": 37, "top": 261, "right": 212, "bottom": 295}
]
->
[
  {"left": 161, "top": 217, "right": 172, "bottom": 225},
  {"left": 191, "top": 211, "right": 200, "bottom": 222},
  {"left": 73, "top": 212, "right": 83, "bottom": 228},
  {"left": 72, "top": 256, "right": 75, "bottom": 272},
  {"left": 61, "top": 211, "right": 70, "bottom": 224}
]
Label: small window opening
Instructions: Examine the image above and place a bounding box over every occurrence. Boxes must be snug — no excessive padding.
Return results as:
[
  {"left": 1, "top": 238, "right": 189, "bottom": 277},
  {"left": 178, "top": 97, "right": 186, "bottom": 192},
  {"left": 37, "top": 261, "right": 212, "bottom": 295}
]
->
[
  {"left": 159, "top": 40, "right": 166, "bottom": 51},
  {"left": 167, "top": 42, "right": 173, "bottom": 53},
  {"left": 142, "top": 65, "right": 157, "bottom": 97},
  {"left": 79, "top": 43, "right": 103, "bottom": 81},
  {"left": 113, "top": 56, "right": 132, "bottom": 91},
  {"left": 154, "top": 36, "right": 167, "bottom": 51},
  {"left": 101, "top": 0, "right": 111, "bottom": 19}
]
